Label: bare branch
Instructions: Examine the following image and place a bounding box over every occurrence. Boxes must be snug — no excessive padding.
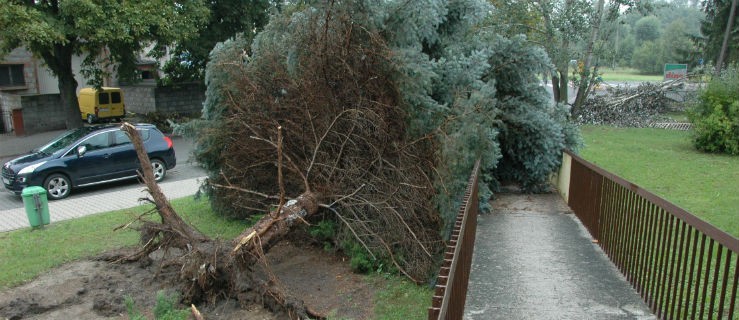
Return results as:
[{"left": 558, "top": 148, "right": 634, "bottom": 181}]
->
[{"left": 320, "top": 205, "right": 377, "bottom": 261}]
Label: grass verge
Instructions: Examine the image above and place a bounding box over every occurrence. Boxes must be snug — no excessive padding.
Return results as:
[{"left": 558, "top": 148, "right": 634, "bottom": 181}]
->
[
  {"left": 579, "top": 126, "right": 739, "bottom": 238},
  {"left": 1, "top": 195, "right": 434, "bottom": 318},
  {"left": 372, "top": 274, "right": 433, "bottom": 320},
  {"left": 0, "top": 196, "right": 251, "bottom": 289}
]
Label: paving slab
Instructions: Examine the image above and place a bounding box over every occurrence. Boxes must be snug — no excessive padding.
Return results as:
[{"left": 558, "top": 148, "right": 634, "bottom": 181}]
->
[{"left": 464, "top": 193, "right": 655, "bottom": 320}]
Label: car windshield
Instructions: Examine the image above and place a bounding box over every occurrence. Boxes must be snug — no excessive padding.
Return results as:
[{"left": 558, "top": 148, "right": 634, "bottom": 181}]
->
[{"left": 36, "top": 127, "right": 101, "bottom": 155}]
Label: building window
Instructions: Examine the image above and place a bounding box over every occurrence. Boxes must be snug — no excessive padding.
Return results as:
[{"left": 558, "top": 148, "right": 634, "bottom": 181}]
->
[
  {"left": 141, "top": 70, "right": 155, "bottom": 80},
  {"left": 0, "top": 64, "right": 25, "bottom": 87}
]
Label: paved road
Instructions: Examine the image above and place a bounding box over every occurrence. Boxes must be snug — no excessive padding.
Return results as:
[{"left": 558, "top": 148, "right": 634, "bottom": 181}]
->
[
  {"left": 0, "top": 133, "right": 206, "bottom": 232},
  {"left": 465, "top": 193, "right": 655, "bottom": 320}
]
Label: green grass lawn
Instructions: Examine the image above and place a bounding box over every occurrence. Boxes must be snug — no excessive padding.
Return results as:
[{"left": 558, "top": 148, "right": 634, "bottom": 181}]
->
[
  {"left": 579, "top": 126, "right": 739, "bottom": 238},
  {"left": 0, "top": 195, "right": 431, "bottom": 318},
  {"left": 0, "top": 196, "right": 251, "bottom": 289},
  {"left": 599, "top": 67, "right": 663, "bottom": 83}
]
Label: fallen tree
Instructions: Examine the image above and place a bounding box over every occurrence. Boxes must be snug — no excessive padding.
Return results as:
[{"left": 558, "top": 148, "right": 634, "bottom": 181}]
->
[{"left": 115, "top": 1, "right": 582, "bottom": 318}]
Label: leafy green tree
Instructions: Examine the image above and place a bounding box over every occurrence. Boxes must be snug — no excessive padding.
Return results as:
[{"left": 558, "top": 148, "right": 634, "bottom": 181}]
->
[
  {"left": 486, "top": 0, "right": 593, "bottom": 105},
  {"left": 662, "top": 19, "right": 697, "bottom": 63},
  {"left": 700, "top": 0, "right": 738, "bottom": 71},
  {"left": 159, "top": 0, "right": 271, "bottom": 85},
  {"left": 631, "top": 41, "right": 664, "bottom": 73},
  {"left": 0, "top": 0, "right": 209, "bottom": 129},
  {"left": 634, "top": 15, "right": 661, "bottom": 42}
]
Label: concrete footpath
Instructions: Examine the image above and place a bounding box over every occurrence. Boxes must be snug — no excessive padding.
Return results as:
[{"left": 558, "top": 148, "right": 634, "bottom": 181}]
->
[
  {"left": 464, "top": 193, "right": 656, "bottom": 320},
  {"left": 0, "top": 177, "right": 201, "bottom": 232}
]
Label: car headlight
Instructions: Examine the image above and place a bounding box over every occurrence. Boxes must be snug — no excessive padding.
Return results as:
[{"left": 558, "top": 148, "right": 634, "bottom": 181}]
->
[{"left": 18, "top": 161, "right": 47, "bottom": 175}]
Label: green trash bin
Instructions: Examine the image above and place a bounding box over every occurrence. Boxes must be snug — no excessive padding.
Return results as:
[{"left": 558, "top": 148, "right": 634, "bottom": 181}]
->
[{"left": 21, "top": 186, "right": 50, "bottom": 228}]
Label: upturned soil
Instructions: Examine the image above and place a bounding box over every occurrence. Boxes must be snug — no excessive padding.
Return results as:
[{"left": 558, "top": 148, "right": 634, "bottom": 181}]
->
[{"left": 0, "top": 241, "right": 376, "bottom": 320}]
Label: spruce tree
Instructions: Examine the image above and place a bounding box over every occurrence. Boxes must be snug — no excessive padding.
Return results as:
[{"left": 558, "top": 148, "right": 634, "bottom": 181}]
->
[{"left": 185, "top": 0, "right": 581, "bottom": 279}]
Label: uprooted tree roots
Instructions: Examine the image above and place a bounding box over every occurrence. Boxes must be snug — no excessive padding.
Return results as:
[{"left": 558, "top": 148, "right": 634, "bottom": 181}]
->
[{"left": 117, "top": 123, "right": 324, "bottom": 319}]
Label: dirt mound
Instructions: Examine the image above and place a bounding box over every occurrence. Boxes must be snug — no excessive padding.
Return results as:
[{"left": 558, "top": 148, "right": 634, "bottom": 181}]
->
[{"left": 0, "top": 242, "right": 375, "bottom": 320}]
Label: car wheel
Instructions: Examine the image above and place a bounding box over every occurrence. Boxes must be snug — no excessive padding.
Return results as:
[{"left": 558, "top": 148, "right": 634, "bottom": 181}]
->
[
  {"left": 87, "top": 114, "right": 95, "bottom": 124},
  {"left": 44, "top": 173, "right": 71, "bottom": 200},
  {"left": 151, "top": 159, "right": 167, "bottom": 182}
]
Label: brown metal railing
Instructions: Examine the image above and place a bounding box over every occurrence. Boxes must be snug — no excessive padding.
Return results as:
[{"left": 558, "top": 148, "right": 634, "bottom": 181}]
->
[
  {"left": 565, "top": 150, "right": 739, "bottom": 320},
  {"left": 428, "top": 160, "right": 480, "bottom": 320}
]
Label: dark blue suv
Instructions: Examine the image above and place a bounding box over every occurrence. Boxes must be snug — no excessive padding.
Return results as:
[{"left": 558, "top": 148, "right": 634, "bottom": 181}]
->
[{"left": 2, "top": 124, "right": 176, "bottom": 200}]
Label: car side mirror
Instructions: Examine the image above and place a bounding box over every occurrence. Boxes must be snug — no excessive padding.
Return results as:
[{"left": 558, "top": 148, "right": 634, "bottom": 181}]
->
[{"left": 77, "top": 145, "right": 87, "bottom": 157}]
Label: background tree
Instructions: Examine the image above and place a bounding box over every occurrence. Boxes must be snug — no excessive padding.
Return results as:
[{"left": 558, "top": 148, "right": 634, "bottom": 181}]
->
[
  {"left": 700, "top": 0, "right": 739, "bottom": 71},
  {"left": 631, "top": 40, "right": 664, "bottom": 73},
  {"left": 485, "top": 0, "right": 593, "bottom": 104},
  {"left": 572, "top": 0, "right": 606, "bottom": 113},
  {"left": 0, "top": 0, "right": 209, "bottom": 129},
  {"left": 662, "top": 20, "right": 697, "bottom": 64},
  {"left": 159, "top": 0, "right": 271, "bottom": 85},
  {"left": 634, "top": 15, "right": 662, "bottom": 42}
]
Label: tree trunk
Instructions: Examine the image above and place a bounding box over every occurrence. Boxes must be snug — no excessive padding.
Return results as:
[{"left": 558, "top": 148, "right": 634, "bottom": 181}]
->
[
  {"left": 558, "top": 69, "right": 569, "bottom": 104},
  {"left": 573, "top": 0, "right": 605, "bottom": 114},
  {"left": 42, "top": 43, "right": 84, "bottom": 129},
  {"left": 121, "top": 123, "right": 206, "bottom": 245},
  {"left": 552, "top": 75, "right": 561, "bottom": 102},
  {"left": 232, "top": 192, "right": 319, "bottom": 256},
  {"left": 715, "top": 0, "right": 738, "bottom": 75}
]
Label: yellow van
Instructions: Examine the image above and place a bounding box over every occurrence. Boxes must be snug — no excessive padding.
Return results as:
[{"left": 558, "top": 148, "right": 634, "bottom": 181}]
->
[{"left": 78, "top": 87, "right": 126, "bottom": 124}]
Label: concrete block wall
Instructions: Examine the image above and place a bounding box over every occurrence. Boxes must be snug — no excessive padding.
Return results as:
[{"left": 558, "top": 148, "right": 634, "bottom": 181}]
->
[
  {"left": 20, "top": 94, "right": 66, "bottom": 134},
  {"left": 121, "top": 83, "right": 204, "bottom": 116},
  {"left": 120, "top": 85, "right": 157, "bottom": 115},
  {"left": 154, "top": 83, "right": 204, "bottom": 115}
]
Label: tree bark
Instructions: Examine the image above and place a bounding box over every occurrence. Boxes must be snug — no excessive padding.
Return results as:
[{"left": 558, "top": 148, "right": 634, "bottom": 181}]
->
[
  {"left": 232, "top": 191, "right": 319, "bottom": 256},
  {"left": 121, "top": 123, "right": 207, "bottom": 245},
  {"left": 573, "top": 0, "right": 605, "bottom": 113},
  {"left": 715, "top": 0, "right": 738, "bottom": 75},
  {"left": 41, "top": 42, "right": 84, "bottom": 129},
  {"left": 552, "top": 75, "right": 561, "bottom": 102}
]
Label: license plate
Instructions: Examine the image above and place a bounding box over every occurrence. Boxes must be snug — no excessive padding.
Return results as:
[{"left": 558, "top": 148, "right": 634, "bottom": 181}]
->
[
  {"left": 98, "top": 108, "right": 109, "bottom": 112},
  {"left": 2, "top": 177, "right": 9, "bottom": 185}
]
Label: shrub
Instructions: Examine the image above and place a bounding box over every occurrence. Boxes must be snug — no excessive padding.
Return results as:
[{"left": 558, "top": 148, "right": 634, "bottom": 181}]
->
[
  {"left": 309, "top": 219, "right": 337, "bottom": 251},
  {"left": 342, "top": 240, "right": 375, "bottom": 273},
  {"left": 688, "top": 66, "right": 739, "bottom": 155},
  {"left": 140, "top": 112, "right": 198, "bottom": 134}
]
